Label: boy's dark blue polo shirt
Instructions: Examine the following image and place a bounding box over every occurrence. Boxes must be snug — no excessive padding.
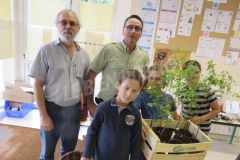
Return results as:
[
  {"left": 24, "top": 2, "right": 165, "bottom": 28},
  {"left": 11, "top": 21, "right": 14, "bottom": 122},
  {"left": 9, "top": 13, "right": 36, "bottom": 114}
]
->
[{"left": 82, "top": 95, "right": 142, "bottom": 160}]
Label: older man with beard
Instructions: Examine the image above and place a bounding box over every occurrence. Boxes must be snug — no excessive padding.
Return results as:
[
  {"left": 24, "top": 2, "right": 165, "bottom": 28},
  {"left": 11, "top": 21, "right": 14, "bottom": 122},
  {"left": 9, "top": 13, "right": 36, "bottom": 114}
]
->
[{"left": 28, "top": 9, "right": 90, "bottom": 160}]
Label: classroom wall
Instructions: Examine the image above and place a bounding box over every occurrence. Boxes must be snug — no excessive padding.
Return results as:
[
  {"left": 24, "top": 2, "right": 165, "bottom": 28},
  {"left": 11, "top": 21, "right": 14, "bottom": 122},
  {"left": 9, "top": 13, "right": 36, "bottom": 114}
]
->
[
  {"left": 130, "top": 0, "right": 240, "bottom": 86},
  {"left": 111, "top": 0, "right": 132, "bottom": 42}
]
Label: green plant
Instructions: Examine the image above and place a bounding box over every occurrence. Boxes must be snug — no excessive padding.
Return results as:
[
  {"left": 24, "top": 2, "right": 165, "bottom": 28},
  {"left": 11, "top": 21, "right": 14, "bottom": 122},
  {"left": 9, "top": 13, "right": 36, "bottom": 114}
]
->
[
  {"left": 145, "top": 84, "right": 173, "bottom": 120},
  {"left": 167, "top": 60, "right": 239, "bottom": 112},
  {"left": 146, "top": 49, "right": 240, "bottom": 136}
]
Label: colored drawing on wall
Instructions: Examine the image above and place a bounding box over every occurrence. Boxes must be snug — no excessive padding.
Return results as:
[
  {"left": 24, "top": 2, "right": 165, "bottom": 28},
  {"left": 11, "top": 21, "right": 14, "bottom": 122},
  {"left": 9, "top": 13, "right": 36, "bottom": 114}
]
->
[{"left": 153, "top": 48, "right": 191, "bottom": 69}]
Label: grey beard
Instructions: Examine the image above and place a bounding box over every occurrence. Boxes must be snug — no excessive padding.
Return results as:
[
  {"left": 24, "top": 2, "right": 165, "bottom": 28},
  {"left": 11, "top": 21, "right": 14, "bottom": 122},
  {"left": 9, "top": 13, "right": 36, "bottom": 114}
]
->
[
  {"left": 61, "top": 37, "right": 74, "bottom": 45},
  {"left": 59, "top": 31, "right": 76, "bottom": 45}
]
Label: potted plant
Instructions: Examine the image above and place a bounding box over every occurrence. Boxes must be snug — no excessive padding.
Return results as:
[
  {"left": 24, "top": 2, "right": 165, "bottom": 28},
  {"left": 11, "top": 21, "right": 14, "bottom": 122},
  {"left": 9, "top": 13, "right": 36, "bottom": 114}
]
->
[
  {"left": 144, "top": 66, "right": 196, "bottom": 144},
  {"left": 145, "top": 81, "right": 175, "bottom": 143},
  {"left": 145, "top": 49, "right": 240, "bottom": 145}
]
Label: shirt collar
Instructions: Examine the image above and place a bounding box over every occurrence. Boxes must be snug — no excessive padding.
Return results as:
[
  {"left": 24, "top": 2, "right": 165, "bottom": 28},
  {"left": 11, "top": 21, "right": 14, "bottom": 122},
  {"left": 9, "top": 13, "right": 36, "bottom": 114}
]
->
[
  {"left": 54, "top": 38, "right": 81, "bottom": 52},
  {"left": 120, "top": 40, "right": 137, "bottom": 53},
  {"left": 110, "top": 95, "right": 134, "bottom": 111}
]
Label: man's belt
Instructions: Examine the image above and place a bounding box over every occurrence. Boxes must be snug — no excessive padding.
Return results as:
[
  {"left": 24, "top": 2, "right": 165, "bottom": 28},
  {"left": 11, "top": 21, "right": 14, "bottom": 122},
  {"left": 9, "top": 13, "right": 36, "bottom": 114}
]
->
[{"left": 45, "top": 100, "right": 80, "bottom": 110}]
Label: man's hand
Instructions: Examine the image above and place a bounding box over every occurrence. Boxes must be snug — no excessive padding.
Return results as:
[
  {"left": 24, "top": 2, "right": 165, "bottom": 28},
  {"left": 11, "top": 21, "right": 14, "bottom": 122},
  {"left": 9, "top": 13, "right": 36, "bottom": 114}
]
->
[
  {"left": 87, "top": 102, "right": 97, "bottom": 117},
  {"left": 81, "top": 105, "right": 88, "bottom": 121},
  {"left": 80, "top": 158, "right": 90, "bottom": 160},
  {"left": 40, "top": 115, "right": 53, "bottom": 131},
  {"left": 142, "top": 126, "right": 148, "bottom": 140}
]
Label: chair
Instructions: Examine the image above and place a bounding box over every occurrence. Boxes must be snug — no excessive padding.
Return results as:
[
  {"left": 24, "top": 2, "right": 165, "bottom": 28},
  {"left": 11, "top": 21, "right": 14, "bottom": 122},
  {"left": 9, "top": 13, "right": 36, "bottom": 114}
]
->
[{"left": 60, "top": 151, "right": 82, "bottom": 160}]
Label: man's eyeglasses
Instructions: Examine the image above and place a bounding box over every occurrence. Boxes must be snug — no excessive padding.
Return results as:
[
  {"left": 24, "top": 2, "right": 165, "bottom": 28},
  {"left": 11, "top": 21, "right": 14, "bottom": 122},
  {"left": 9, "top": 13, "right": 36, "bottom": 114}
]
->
[
  {"left": 125, "top": 25, "right": 142, "bottom": 32},
  {"left": 58, "top": 21, "right": 78, "bottom": 27}
]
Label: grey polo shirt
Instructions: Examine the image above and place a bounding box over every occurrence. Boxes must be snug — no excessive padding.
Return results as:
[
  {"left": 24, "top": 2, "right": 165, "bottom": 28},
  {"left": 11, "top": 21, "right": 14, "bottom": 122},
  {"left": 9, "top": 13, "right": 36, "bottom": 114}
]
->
[
  {"left": 28, "top": 38, "right": 90, "bottom": 106},
  {"left": 90, "top": 41, "right": 149, "bottom": 100}
]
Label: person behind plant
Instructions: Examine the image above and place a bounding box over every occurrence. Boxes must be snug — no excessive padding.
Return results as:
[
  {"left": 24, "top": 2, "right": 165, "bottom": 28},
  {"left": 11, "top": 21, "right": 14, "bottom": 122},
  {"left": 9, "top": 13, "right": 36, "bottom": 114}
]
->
[
  {"left": 28, "top": 10, "right": 90, "bottom": 159},
  {"left": 180, "top": 60, "right": 220, "bottom": 133},
  {"left": 81, "top": 69, "right": 143, "bottom": 160},
  {"left": 134, "top": 65, "right": 183, "bottom": 120}
]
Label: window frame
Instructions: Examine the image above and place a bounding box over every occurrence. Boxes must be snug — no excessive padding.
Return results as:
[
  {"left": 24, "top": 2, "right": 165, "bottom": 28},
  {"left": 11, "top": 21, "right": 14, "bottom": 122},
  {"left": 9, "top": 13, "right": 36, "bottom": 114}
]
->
[{"left": 13, "top": 0, "right": 133, "bottom": 83}]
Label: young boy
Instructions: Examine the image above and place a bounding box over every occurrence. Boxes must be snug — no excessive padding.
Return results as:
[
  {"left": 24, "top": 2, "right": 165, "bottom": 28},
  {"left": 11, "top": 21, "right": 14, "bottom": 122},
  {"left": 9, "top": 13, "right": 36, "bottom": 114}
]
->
[
  {"left": 134, "top": 65, "right": 182, "bottom": 120},
  {"left": 134, "top": 65, "right": 183, "bottom": 160},
  {"left": 81, "top": 69, "right": 143, "bottom": 160}
]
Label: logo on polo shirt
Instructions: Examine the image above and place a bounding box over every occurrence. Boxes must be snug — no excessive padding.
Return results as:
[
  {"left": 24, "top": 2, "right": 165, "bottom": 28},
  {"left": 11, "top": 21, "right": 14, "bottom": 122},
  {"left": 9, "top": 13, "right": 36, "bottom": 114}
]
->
[{"left": 125, "top": 115, "right": 135, "bottom": 126}]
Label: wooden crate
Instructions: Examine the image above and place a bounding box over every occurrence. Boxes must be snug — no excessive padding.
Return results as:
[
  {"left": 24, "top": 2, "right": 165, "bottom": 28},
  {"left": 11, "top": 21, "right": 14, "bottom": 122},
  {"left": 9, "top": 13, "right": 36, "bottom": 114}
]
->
[{"left": 142, "top": 119, "right": 212, "bottom": 160}]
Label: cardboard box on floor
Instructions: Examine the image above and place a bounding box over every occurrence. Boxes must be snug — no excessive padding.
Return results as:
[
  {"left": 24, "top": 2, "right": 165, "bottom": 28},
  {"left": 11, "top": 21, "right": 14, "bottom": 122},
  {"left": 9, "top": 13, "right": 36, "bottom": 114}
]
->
[{"left": 2, "top": 81, "right": 34, "bottom": 103}]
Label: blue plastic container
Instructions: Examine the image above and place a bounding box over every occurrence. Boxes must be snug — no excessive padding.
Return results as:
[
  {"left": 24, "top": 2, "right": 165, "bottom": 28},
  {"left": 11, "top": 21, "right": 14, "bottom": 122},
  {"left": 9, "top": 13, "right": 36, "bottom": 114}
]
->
[{"left": 4, "top": 100, "right": 34, "bottom": 118}]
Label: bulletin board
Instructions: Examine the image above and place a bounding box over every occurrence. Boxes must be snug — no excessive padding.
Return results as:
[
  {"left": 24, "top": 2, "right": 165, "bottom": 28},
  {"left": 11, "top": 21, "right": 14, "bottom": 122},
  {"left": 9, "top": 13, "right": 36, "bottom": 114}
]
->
[{"left": 153, "top": 0, "right": 240, "bottom": 57}]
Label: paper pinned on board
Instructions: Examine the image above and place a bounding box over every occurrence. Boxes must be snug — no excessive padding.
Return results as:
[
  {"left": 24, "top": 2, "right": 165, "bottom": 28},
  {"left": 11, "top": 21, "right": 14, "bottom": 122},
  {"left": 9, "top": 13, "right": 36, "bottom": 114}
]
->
[{"left": 225, "top": 100, "right": 240, "bottom": 113}]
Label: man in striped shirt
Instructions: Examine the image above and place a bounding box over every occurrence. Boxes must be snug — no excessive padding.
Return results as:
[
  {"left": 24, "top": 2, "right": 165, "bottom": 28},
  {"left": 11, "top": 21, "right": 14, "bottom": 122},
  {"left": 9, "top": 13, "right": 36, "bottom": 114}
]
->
[
  {"left": 180, "top": 60, "right": 220, "bottom": 133},
  {"left": 28, "top": 9, "right": 90, "bottom": 160}
]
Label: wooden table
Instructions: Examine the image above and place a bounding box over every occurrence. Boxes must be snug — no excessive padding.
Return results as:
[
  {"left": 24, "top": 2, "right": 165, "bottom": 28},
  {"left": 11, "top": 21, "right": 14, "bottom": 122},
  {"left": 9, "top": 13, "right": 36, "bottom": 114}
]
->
[{"left": 211, "top": 119, "right": 240, "bottom": 144}]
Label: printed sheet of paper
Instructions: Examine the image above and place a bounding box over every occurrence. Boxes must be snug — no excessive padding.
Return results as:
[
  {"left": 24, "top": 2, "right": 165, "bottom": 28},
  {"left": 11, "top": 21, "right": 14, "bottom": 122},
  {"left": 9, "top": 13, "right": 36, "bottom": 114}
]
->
[
  {"left": 233, "top": 4, "right": 240, "bottom": 31},
  {"left": 208, "top": 38, "right": 225, "bottom": 59},
  {"left": 155, "top": 0, "right": 182, "bottom": 41},
  {"left": 196, "top": 37, "right": 212, "bottom": 57},
  {"left": 201, "top": 9, "right": 219, "bottom": 32},
  {"left": 155, "top": 32, "right": 170, "bottom": 44},
  {"left": 215, "top": 10, "right": 233, "bottom": 34},
  {"left": 138, "top": 46, "right": 152, "bottom": 58},
  {"left": 225, "top": 51, "right": 239, "bottom": 65},
  {"left": 142, "top": 0, "right": 158, "bottom": 8},
  {"left": 234, "top": 31, "right": 240, "bottom": 37},
  {"left": 141, "top": 8, "right": 157, "bottom": 21},
  {"left": 182, "top": 0, "right": 204, "bottom": 15},
  {"left": 177, "top": 12, "right": 195, "bottom": 36},
  {"left": 142, "top": 21, "right": 155, "bottom": 34},
  {"left": 229, "top": 37, "right": 240, "bottom": 50},
  {"left": 196, "top": 36, "right": 225, "bottom": 59},
  {"left": 226, "top": 100, "right": 240, "bottom": 113},
  {"left": 139, "top": 0, "right": 160, "bottom": 58},
  {"left": 137, "top": 34, "right": 153, "bottom": 47}
]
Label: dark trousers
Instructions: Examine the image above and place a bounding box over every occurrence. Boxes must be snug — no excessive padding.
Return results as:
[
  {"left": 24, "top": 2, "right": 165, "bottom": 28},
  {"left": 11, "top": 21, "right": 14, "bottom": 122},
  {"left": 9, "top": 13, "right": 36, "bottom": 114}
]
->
[
  {"left": 236, "top": 154, "right": 240, "bottom": 160},
  {"left": 39, "top": 102, "right": 80, "bottom": 160}
]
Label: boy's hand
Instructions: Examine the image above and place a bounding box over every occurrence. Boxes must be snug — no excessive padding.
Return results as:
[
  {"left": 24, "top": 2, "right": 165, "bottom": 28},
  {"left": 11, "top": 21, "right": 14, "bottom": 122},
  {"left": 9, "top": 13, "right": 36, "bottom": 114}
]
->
[
  {"left": 190, "top": 116, "right": 202, "bottom": 125},
  {"left": 87, "top": 102, "right": 97, "bottom": 117}
]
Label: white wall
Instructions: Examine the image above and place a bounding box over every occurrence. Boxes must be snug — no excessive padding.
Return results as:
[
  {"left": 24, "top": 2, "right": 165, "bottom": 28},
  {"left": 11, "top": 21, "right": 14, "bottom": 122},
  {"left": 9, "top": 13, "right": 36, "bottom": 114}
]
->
[{"left": 111, "top": 0, "right": 133, "bottom": 42}]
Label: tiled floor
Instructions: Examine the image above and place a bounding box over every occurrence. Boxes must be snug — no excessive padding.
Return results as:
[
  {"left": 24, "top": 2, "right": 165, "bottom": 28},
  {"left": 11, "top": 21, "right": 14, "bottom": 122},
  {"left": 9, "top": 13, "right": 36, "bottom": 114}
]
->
[
  {"left": 0, "top": 109, "right": 239, "bottom": 159},
  {"left": 205, "top": 141, "right": 240, "bottom": 160}
]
